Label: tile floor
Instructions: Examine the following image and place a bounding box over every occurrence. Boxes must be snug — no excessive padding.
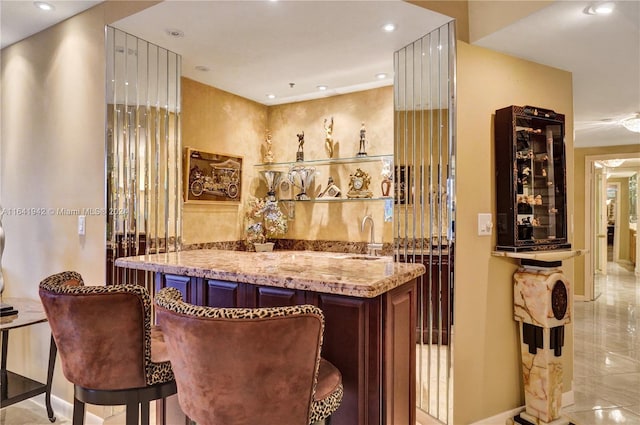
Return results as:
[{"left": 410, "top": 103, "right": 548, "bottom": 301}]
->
[
  {"left": 564, "top": 261, "right": 640, "bottom": 424},
  {"left": 2, "top": 261, "right": 638, "bottom": 425}
]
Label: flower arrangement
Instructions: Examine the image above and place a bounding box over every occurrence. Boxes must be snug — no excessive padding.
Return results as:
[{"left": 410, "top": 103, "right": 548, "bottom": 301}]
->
[{"left": 245, "top": 196, "right": 288, "bottom": 249}]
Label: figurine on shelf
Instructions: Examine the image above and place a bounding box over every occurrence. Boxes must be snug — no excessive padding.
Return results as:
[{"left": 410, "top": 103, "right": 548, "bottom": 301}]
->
[
  {"left": 296, "top": 131, "right": 305, "bottom": 162},
  {"left": 263, "top": 129, "right": 274, "bottom": 163},
  {"left": 324, "top": 117, "right": 334, "bottom": 158},
  {"left": 357, "top": 122, "right": 367, "bottom": 157},
  {"left": 318, "top": 176, "right": 342, "bottom": 199}
]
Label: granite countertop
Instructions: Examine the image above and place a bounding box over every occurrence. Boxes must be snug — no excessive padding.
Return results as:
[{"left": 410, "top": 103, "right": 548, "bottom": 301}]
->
[{"left": 115, "top": 249, "right": 425, "bottom": 298}]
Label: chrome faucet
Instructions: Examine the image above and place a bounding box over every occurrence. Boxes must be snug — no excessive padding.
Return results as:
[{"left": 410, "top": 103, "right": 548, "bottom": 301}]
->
[
  {"left": 361, "top": 215, "right": 375, "bottom": 244},
  {"left": 361, "top": 215, "right": 382, "bottom": 256}
]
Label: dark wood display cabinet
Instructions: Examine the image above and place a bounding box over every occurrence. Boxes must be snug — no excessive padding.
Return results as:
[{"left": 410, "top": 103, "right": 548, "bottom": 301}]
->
[{"left": 495, "top": 105, "right": 571, "bottom": 252}]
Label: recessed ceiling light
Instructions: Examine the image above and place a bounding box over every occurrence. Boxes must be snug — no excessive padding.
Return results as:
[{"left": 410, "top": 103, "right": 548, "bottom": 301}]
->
[
  {"left": 266, "top": 94, "right": 276, "bottom": 99},
  {"left": 382, "top": 23, "right": 396, "bottom": 32},
  {"left": 34, "top": 1, "right": 54, "bottom": 11},
  {"left": 375, "top": 73, "right": 388, "bottom": 80},
  {"left": 166, "top": 28, "right": 184, "bottom": 38},
  {"left": 317, "top": 85, "right": 328, "bottom": 91},
  {"left": 195, "top": 65, "right": 210, "bottom": 72},
  {"left": 585, "top": 2, "right": 615, "bottom": 15}
]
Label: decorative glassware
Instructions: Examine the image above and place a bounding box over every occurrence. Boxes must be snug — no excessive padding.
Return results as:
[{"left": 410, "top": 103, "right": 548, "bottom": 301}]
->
[
  {"left": 288, "top": 165, "right": 316, "bottom": 201},
  {"left": 260, "top": 170, "right": 284, "bottom": 201}
]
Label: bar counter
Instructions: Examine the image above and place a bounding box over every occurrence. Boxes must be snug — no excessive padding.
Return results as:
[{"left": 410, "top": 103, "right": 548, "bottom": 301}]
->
[
  {"left": 115, "top": 249, "right": 425, "bottom": 298},
  {"left": 116, "top": 249, "right": 425, "bottom": 425}
]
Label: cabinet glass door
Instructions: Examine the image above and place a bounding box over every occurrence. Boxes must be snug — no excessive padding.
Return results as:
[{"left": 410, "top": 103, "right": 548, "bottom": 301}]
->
[{"left": 515, "top": 115, "right": 566, "bottom": 246}]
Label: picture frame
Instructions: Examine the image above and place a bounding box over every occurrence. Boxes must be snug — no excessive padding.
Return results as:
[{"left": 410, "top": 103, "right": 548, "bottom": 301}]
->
[{"left": 184, "top": 148, "right": 243, "bottom": 203}]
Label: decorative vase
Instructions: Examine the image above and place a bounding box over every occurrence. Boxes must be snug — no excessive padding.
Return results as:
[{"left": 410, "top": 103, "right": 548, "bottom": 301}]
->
[
  {"left": 260, "top": 170, "right": 284, "bottom": 202},
  {"left": 288, "top": 165, "right": 316, "bottom": 200},
  {"left": 381, "top": 177, "right": 391, "bottom": 197},
  {"left": 254, "top": 242, "right": 275, "bottom": 252}
]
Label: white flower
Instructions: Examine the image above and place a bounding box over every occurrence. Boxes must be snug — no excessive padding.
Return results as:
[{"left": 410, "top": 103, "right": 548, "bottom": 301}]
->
[{"left": 245, "top": 196, "right": 288, "bottom": 247}]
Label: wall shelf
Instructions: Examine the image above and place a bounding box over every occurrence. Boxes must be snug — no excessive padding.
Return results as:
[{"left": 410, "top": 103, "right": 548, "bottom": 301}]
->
[{"left": 255, "top": 154, "right": 392, "bottom": 168}]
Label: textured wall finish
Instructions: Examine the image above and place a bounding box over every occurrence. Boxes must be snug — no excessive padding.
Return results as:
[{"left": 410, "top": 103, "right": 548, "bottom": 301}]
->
[
  {"left": 181, "top": 81, "right": 394, "bottom": 245},
  {"left": 181, "top": 77, "right": 267, "bottom": 245}
]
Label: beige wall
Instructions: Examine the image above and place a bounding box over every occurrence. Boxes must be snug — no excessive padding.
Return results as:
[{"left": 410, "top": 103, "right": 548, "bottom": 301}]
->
[
  {"left": 467, "top": 1, "right": 553, "bottom": 43},
  {"left": 181, "top": 81, "right": 394, "bottom": 245},
  {"left": 181, "top": 77, "right": 267, "bottom": 244},
  {"left": 267, "top": 87, "right": 394, "bottom": 243},
  {"left": 573, "top": 145, "right": 640, "bottom": 295},
  {"left": 454, "top": 41, "right": 574, "bottom": 424},
  {"left": 408, "top": 0, "right": 470, "bottom": 42},
  {"left": 0, "top": 0, "right": 156, "bottom": 414}
]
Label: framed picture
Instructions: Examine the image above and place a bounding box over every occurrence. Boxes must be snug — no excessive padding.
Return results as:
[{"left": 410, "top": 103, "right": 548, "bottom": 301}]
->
[{"left": 184, "top": 148, "right": 242, "bottom": 203}]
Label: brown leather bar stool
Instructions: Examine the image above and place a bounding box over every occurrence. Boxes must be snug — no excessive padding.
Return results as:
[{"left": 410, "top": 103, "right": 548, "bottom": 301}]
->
[
  {"left": 154, "top": 287, "right": 343, "bottom": 425},
  {"left": 39, "top": 271, "right": 176, "bottom": 425}
]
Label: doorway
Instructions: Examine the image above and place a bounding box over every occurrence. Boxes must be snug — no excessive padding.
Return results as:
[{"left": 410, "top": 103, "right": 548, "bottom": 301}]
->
[{"left": 584, "top": 154, "right": 640, "bottom": 300}]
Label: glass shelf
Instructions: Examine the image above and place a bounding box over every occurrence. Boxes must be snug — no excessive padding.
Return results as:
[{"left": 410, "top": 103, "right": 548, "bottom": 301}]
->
[
  {"left": 278, "top": 196, "right": 392, "bottom": 203},
  {"left": 255, "top": 154, "right": 392, "bottom": 168}
]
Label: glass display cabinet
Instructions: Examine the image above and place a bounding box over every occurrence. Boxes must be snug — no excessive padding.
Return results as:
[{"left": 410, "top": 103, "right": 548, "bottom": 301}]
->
[{"left": 495, "top": 105, "right": 571, "bottom": 252}]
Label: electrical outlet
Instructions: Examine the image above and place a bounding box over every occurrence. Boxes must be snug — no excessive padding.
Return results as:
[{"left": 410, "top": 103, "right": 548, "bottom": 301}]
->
[{"left": 478, "top": 213, "right": 493, "bottom": 236}]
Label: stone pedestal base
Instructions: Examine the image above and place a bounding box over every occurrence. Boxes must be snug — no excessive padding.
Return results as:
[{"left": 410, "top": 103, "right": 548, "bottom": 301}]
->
[
  {"left": 514, "top": 266, "right": 571, "bottom": 424},
  {"left": 518, "top": 323, "right": 564, "bottom": 421},
  {"left": 511, "top": 411, "right": 573, "bottom": 425}
]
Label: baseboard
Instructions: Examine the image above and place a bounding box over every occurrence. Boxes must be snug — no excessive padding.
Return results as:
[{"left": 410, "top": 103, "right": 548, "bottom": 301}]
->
[
  {"left": 29, "top": 394, "right": 104, "bottom": 424},
  {"left": 574, "top": 294, "right": 586, "bottom": 302},
  {"left": 562, "top": 390, "right": 575, "bottom": 407},
  {"left": 469, "top": 390, "right": 574, "bottom": 425},
  {"left": 469, "top": 406, "right": 525, "bottom": 425}
]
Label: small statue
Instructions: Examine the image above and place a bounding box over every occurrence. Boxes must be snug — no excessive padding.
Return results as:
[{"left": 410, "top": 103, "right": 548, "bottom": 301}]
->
[
  {"left": 357, "top": 122, "right": 367, "bottom": 157},
  {"left": 324, "top": 117, "right": 334, "bottom": 158},
  {"left": 296, "top": 131, "right": 305, "bottom": 162},
  {"left": 263, "top": 130, "right": 274, "bottom": 163}
]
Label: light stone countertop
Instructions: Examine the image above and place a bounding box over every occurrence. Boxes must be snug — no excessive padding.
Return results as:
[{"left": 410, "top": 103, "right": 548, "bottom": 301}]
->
[{"left": 115, "top": 249, "right": 425, "bottom": 298}]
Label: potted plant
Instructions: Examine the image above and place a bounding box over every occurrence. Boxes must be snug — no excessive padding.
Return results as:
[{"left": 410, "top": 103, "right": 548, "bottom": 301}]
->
[{"left": 245, "top": 196, "right": 288, "bottom": 251}]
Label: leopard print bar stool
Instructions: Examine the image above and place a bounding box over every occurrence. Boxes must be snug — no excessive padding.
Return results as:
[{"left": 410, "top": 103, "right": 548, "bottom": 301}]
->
[
  {"left": 39, "top": 271, "right": 176, "bottom": 425},
  {"left": 155, "top": 287, "right": 343, "bottom": 425}
]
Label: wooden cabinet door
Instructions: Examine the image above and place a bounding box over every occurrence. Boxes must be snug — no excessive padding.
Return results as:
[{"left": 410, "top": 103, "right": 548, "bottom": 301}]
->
[
  {"left": 250, "top": 286, "right": 306, "bottom": 308},
  {"left": 205, "top": 279, "right": 243, "bottom": 308},
  {"left": 156, "top": 274, "right": 199, "bottom": 305},
  {"left": 316, "top": 294, "right": 381, "bottom": 425}
]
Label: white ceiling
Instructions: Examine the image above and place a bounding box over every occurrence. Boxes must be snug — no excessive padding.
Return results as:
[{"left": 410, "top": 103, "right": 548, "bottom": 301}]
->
[
  {"left": 2, "top": 0, "right": 639, "bottom": 150},
  {"left": 0, "top": 0, "right": 101, "bottom": 49},
  {"left": 474, "top": 0, "right": 640, "bottom": 148},
  {"left": 112, "top": 1, "right": 451, "bottom": 106}
]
